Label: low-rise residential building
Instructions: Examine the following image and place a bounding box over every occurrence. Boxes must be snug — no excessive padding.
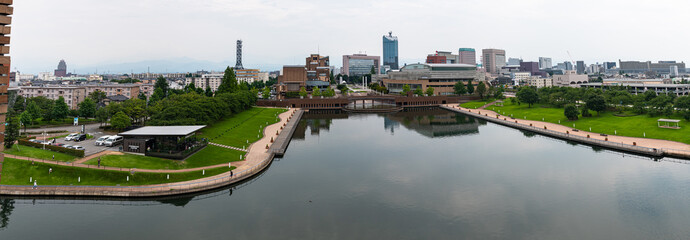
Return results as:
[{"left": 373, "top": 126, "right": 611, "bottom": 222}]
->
[
  {"left": 527, "top": 77, "right": 553, "bottom": 88},
  {"left": 84, "top": 84, "right": 140, "bottom": 99},
  {"left": 381, "top": 63, "right": 480, "bottom": 96},
  {"left": 185, "top": 73, "right": 223, "bottom": 92},
  {"left": 19, "top": 86, "right": 87, "bottom": 109},
  {"left": 235, "top": 69, "right": 262, "bottom": 83}
]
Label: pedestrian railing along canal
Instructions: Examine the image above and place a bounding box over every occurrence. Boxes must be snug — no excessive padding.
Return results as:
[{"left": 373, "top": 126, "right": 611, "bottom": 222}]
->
[{"left": 442, "top": 106, "right": 668, "bottom": 158}]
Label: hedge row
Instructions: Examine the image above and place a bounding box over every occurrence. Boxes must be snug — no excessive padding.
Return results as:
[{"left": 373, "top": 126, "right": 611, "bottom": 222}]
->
[{"left": 18, "top": 139, "right": 85, "bottom": 158}]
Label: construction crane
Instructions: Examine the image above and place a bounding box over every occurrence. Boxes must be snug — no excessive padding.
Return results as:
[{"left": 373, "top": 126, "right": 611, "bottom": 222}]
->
[{"left": 567, "top": 51, "right": 577, "bottom": 67}]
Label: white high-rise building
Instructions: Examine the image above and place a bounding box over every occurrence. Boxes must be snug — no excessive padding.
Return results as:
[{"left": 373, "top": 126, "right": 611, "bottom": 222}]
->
[
  {"left": 539, "top": 57, "right": 552, "bottom": 69},
  {"left": 671, "top": 66, "right": 679, "bottom": 77}
]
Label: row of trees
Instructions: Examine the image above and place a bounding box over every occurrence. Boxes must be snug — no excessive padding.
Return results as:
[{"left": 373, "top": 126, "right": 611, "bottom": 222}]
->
[
  {"left": 454, "top": 80, "right": 504, "bottom": 100},
  {"left": 513, "top": 86, "right": 690, "bottom": 121}
]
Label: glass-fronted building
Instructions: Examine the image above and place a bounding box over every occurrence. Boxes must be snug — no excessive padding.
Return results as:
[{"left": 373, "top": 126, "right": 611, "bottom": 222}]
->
[{"left": 383, "top": 32, "right": 399, "bottom": 70}]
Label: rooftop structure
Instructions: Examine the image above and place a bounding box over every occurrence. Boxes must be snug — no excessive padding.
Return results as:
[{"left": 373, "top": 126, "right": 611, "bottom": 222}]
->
[{"left": 119, "top": 126, "right": 206, "bottom": 136}]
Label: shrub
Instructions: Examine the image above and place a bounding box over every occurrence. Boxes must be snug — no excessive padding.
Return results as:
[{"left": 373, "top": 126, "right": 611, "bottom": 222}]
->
[{"left": 18, "top": 139, "right": 85, "bottom": 157}]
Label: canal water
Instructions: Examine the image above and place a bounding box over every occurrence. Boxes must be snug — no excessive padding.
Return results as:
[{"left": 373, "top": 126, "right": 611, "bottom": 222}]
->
[{"left": 2, "top": 108, "right": 690, "bottom": 239}]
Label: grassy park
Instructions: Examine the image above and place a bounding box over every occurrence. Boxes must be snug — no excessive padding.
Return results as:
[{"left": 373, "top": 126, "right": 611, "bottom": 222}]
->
[
  {"left": 199, "top": 107, "right": 286, "bottom": 148},
  {"left": 490, "top": 100, "right": 690, "bottom": 144},
  {"left": 3, "top": 146, "right": 78, "bottom": 162},
  {"left": 0, "top": 158, "right": 234, "bottom": 186},
  {"left": 84, "top": 145, "right": 245, "bottom": 170},
  {"left": 460, "top": 99, "right": 496, "bottom": 109}
]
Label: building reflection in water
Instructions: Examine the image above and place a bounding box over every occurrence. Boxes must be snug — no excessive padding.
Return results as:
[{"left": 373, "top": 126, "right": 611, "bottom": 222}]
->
[
  {"left": 295, "top": 107, "right": 487, "bottom": 139},
  {"left": 384, "top": 107, "right": 487, "bottom": 138}
]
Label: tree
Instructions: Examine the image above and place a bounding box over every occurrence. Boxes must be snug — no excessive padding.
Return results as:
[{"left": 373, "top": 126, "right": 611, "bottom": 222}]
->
[
  {"left": 205, "top": 86, "right": 214, "bottom": 97},
  {"left": 149, "top": 88, "right": 166, "bottom": 105},
  {"left": 89, "top": 90, "right": 107, "bottom": 104},
  {"left": 154, "top": 76, "right": 170, "bottom": 95},
  {"left": 138, "top": 92, "right": 147, "bottom": 101},
  {"left": 299, "top": 87, "right": 308, "bottom": 98},
  {"left": 78, "top": 98, "right": 97, "bottom": 118},
  {"left": 51, "top": 96, "right": 70, "bottom": 121},
  {"left": 262, "top": 87, "right": 271, "bottom": 99},
  {"left": 4, "top": 110, "right": 19, "bottom": 149},
  {"left": 476, "top": 82, "right": 487, "bottom": 99},
  {"left": 313, "top": 87, "right": 322, "bottom": 97},
  {"left": 19, "top": 111, "right": 32, "bottom": 134},
  {"left": 516, "top": 87, "right": 539, "bottom": 108},
  {"left": 370, "top": 66, "right": 376, "bottom": 75},
  {"left": 454, "top": 81, "right": 467, "bottom": 95},
  {"left": 425, "top": 87, "right": 435, "bottom": 96},
  {"left": 324, "top": 86, "right": 335, "bottom": 97},
  {"left": 402, "top": 84, "right": 411, "bottom": 95},
  {"left": 414, "top": 88, "right": 424, "bottom": 96},
  {"left": 585, "top": 94, "right": 606, "bottom": 116},
  {"left": 467, "top": 81, "right": 475, "bottom": 94},
  {"left": 110, "top": 111, "right": 131, "bottom": 132},
  {"left": 564, "top": 104, "right": 579, "bottom": 120},
  {"left": 95, "top": 107, "right": 108, "bottom": 127},
  {"left": 216, "top": 67, "right": 238, "bottom": 94},
  {"left": 26, "top": 101, "right": 41, "bottom": 123}
]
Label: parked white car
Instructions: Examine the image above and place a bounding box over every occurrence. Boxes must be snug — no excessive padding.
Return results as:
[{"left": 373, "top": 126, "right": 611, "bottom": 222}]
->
[
  {"left": 73, "top": 146, "right": 85, "bottom": 150},
  {"left": 95, "top": 135, "right": 112, "bottom": 146},
  {"left": 104, "top": 136, "right": 124, "bottom": 147},
  {"left": 64, "top": 133, "right": 79, "bottom": 141}
]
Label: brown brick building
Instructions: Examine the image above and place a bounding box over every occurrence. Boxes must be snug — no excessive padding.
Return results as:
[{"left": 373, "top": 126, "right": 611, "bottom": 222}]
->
[{"left": 0, "top": 0, "right": 12, "bottom": 152}]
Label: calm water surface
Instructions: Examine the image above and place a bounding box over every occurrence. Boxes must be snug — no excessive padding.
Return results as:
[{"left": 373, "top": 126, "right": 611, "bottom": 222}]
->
[{"left": 1, "top": 108, "right": 690, "bottom": 239}]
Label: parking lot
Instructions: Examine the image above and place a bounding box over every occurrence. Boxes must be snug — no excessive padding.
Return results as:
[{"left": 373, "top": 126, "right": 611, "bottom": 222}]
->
[{"left": 50, "top": 131, "right": 121, "bottom": 156}]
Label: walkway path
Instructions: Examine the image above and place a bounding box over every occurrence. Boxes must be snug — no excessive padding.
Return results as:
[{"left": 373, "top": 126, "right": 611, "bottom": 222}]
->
[
  {"left": 446, "top": 104, "right": 690, "bottom": 153},
  {"left": 0, "top": 108, "right": 300, "bottom": 197},
  {"left": 209, "top": 142, "right": 248, "bottom": 152}
]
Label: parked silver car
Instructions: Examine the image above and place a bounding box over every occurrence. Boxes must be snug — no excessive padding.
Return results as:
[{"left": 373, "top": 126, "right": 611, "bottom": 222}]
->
[
  {"left": 64, "top": 133, "right": 79, "bottom": 141},
  {"left": 95, "top": 135, "right": 112, "bottom": 146}
]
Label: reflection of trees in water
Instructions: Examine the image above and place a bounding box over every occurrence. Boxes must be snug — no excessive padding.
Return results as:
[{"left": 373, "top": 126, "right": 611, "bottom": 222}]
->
[
  {"left": 521, "top": 130, "right": 537, "bottom": 138},
  {"left": 0, "top": 199, "right": 15, "bottom": 230}
]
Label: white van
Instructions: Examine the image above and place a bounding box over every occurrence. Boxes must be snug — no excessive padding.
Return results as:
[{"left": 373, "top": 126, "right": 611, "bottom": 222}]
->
[
  {"left": 104, "top": 136, "right": 124, "bottom": 147},
  {"left": 95, "top": 135, "right": 112, "bottom": 146}
]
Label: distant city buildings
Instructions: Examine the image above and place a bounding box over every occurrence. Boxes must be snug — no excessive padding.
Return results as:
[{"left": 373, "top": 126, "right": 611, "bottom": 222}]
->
[
  {"left": 482, "top": 49, "right": 506, "bottom": 75},
  {"left": 538, "top": 57, "right": 552, "bottom": 69},
  {"left": 54, "top": 59, "right": 67, "bottom": 77},
  {"left": 458, "top": 48, "right": 476, "bottom": 65},
  {"left": 507, "top": 58, "right": 522, "bottom": 66},
  {"left": 618, "top": 60, "right": 686, "bottom": 74},
  {"left": 552, "top": 70, "right": 589, "bottom": 87},
  {"left": 342, "top": 54, "right": 380, "bottom": 77},
  {"left": 383, "top": 32, "right": 399, "bottom": 70}
]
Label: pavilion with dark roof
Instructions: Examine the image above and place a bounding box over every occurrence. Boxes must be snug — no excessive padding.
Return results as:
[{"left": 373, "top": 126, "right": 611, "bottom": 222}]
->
[{"left": 119, "top": 125, "right": 207, "bottom": 159}]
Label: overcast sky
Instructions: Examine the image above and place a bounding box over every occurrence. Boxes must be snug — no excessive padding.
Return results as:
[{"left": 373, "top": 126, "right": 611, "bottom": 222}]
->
[{"left": 11, "top": 0, "right": 690, "bottom": 74}]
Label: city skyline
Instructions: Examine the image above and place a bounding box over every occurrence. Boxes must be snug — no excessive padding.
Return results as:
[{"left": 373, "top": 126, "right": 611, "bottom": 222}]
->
[{"left": 10, "top": 0, "right": 690, "bottom": 74}]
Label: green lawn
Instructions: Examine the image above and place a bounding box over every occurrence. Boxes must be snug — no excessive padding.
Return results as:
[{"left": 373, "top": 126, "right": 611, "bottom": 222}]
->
[
  {"left": 199, "top": 107, "right": 287, "bottom": 148},
  {"left": 490, "top": 101, "right": 690, "bottom": 144},
  {"left": 83, "top": 145, "right": 245, "bottom": 170},
  {"left": 460, "top": 99, "right": 496, "bottom": 109},
  {"left": 3, "top": 145, "right": 78, "bottom": 162},
  {"left": 0, "top": 158, "right": 234, "bottom": 186}
]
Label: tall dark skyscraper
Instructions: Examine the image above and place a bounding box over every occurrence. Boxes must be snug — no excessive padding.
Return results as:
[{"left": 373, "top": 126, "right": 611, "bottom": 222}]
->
[
  {"left": 576, "top": 61, "right": 585, "bottom": 74},
  {"left": 55, "top": 59, "right": 67, "bottom": 77},
  {"left": 383, "top": 31, "right": 399, "bottom": 70}
]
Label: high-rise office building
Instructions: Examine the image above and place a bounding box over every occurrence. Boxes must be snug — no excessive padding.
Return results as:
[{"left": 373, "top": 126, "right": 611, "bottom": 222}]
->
[
  {"left": 0, "top": 0, "right": 12, "bottom": 153},
  {"left": 576, "top": 61, "right": 585, "bottom": 74},
  {"left": 458, "top": 48, "right": 476, "bottom": 65},
  {"left": 603, "top": 62, "right": 617, "bottom": 70},
  {"left": 383, "top": 32, "right": 399, "bottom": 70},
  {"left": 538, "top": 57, "right": 552, "bottom": 69},
  {"left": 343, "top": 54, "right": 380, "bottom": 77},
  {"left": 482, "top": 49, "right": 506, "bottom": 74},
  {"left": 55, "top": 59, "right": 67, "bottom": 77}
]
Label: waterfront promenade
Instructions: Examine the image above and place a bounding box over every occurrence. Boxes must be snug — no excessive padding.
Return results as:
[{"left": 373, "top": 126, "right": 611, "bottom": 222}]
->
[
  {"left": 443, "top": 104, "right": 690, "bottom": 159},
  {"left": 0, "top": 108, "right": 303, "bottom": 197}
]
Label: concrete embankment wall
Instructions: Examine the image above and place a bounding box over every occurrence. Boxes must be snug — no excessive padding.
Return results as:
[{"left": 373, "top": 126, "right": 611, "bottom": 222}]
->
[
  {"left": 0, "top": 109, "right": 306, "bottom": 198},
  {"left": 440, "top": 106, "right": 668, "bottom": 159}
]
